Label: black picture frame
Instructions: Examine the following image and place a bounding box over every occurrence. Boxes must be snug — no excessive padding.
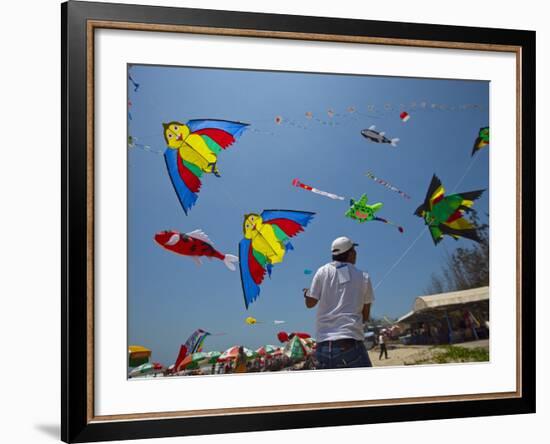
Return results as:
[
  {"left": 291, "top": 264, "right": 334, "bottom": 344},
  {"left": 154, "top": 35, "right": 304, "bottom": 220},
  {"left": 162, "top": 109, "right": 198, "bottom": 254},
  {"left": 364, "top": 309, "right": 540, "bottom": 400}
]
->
[{"left": 62, "top": 1, "right": 536, "bottom": 442}]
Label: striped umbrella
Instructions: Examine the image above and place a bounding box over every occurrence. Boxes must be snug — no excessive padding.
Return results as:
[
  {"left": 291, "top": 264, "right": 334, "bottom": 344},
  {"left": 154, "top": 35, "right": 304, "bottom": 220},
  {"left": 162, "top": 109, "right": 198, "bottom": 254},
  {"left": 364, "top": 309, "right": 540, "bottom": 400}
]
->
[
  {"left": 129, "top": 362, "right": 163, "bottom": 377},
  {"left": 178, "top": 352, "right": 209, "bottom": 370},
  {"left": 218, "top": 346, "right": 256, "bottom": 362},
  {"left": 283, "top": 336, "right": 309, "bottom": 360},
  {"left": 204, "top": 351, "right": 222, "bottom": 363},
  {"left": 255, "top": 345, "right": 278, "bottom": 357}
]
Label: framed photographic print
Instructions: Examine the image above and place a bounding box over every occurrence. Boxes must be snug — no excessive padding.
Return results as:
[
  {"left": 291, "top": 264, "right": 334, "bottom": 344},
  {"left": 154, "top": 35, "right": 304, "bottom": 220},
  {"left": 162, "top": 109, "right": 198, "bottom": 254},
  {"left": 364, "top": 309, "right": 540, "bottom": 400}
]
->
[{"left": 62, "top": 1, "right": 535, "bottom": 442}]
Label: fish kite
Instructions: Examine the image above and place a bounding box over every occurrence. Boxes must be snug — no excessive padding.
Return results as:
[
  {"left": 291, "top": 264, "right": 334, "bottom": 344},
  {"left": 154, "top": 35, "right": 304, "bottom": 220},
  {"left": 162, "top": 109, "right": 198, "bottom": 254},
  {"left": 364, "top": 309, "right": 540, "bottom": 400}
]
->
[
  {"left": 471, "top": 126, "right": 489, "bottom": 156},
  {"left": 154, "top": 229, "right": 238, "bottom": 270},
  {"left": 414, "top": 175, "right": 485, "bottom": 245},
  {"left": 292, "top": 178, "right": 345, "bottom": 200},
  {"left": 345, "top": 194, "right": 404, "bottom": 233},
  {"left": 361, "top": 125, "right": 399, "bottom": 147},
  {"left": 162, "top": 119, "right": 249, "bottom": 214},
  {"left": 366, "top": 171, "right": 411, "bottom": 200},
  {"left": 239, "top": 210, "right": 315, "bottom": 309}
]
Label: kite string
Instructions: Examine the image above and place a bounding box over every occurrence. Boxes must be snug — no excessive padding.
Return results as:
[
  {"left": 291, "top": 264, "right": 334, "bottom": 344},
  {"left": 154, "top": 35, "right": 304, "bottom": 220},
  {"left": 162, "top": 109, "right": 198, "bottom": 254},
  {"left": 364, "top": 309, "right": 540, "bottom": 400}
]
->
[
  {"left": 451, "top": 155, "right": 479, "bottom": 192},
  {"left": 373, "top": 228, "right": 426, "bottom": 291},
  {"left": 373, "top": 153, "right": 482, "bottom": 292}
]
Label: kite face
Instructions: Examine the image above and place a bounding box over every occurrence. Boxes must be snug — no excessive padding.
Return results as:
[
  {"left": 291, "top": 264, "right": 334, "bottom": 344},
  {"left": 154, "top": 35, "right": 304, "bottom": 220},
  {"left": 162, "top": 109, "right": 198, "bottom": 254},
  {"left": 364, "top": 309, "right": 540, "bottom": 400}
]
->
[
  {"left": 415, "top": 174, "right": 485, "bottom": 245},
  {"left": 163, "top": 122, "right": 191, "bottom": 149},
  {"left": 243, "top": 213, "right": 263, "bottom": 240},
  {"left": 239, "top": 210, "right": 315, "bottom": 309},
  {"left": 162, "top": 119, "right": 249, "bottom": 215}
]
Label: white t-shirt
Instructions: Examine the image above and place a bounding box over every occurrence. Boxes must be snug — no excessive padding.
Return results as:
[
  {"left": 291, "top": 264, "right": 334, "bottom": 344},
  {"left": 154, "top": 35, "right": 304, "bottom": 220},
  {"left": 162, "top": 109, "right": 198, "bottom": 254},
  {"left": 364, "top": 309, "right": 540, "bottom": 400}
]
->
[{"left": 308, "top": 261, "right": 374, "bottom": 342}]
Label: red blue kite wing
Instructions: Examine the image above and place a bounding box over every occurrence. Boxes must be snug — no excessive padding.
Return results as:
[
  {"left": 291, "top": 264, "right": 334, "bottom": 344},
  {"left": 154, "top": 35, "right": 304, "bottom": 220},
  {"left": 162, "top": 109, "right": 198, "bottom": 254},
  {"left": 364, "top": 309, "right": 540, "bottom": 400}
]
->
[
  {"left": 238, "top": 238, "right": 265, "bottom": 309},
  {"left": 261, "top": 210, "right": 315, "bottom": 238},
  {"left": 187, "top": 119, "right": 249, "bottom": 149},
  {"left": 164, "top": 148, "right": 200, "bottom": 215}
]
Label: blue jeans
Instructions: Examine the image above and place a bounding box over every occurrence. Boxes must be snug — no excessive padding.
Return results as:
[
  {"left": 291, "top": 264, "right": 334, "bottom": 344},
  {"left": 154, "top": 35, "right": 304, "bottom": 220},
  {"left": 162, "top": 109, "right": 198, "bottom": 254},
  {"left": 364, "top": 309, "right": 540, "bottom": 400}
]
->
[{"left": 315, "top": 341, "right": 372, "bottom": 369}]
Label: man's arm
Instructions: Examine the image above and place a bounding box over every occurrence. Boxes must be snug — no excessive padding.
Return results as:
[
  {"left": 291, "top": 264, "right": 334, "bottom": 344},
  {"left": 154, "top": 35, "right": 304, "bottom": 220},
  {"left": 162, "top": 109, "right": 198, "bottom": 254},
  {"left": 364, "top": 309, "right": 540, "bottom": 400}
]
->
[
  {"left": 303, "top": 288, "right": 318, "bottom": 308},
  {"left": 362, "top": 303, "right": 371, "bottom": 323},
  {"left": 362, "top": 273, "right": 374, "bottom": 323}
]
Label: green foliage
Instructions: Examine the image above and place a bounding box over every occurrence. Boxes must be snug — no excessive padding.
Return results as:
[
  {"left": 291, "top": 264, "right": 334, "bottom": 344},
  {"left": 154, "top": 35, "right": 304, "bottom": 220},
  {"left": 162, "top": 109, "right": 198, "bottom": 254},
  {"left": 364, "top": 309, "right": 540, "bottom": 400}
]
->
[
  {"left": 425, "top": 214, "right": 489, "bottom": 294},
  {"left": 429, "top": 345, "right": 489, "bottom": 363},
  {"left": 411, "top": 345, "right": 489, "bottom": 365}
]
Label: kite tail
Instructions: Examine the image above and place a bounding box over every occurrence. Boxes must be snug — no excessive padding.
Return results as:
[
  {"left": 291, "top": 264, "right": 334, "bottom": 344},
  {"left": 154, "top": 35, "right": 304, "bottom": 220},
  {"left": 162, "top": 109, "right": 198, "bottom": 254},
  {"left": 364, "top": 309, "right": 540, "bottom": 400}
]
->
[
  {"left": 440, "top": 225, "right": 481, "bottom": 243},
  {"left": 223, "top": 254, "right": 239, "bottom": 271},
  {"left": 391, "top": 138, "right": 400, "bottom": 147},
  {"left": 374, "top": 217, "right": 404, "bottom": 233}
]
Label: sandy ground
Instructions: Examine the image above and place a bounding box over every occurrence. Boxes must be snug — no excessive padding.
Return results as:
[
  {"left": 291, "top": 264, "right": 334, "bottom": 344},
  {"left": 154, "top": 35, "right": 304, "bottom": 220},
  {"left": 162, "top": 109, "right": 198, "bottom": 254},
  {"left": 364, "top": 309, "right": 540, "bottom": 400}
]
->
[{"left": 369, "top": 339, "right": 490, "bottom": 367}]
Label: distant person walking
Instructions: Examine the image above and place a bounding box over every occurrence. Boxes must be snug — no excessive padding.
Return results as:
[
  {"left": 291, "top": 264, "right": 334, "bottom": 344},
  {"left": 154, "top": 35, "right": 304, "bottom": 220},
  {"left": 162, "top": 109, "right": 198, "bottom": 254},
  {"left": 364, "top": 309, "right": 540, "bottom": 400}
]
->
[
  {"left": 304, "top": 237, "right": 374, "bottom": 369},
  {"left": 234, "top": 346, "right": 248, "bottom": 373},
  {"left": 378, "top": 332, "right": 389, "bottom": 360}
]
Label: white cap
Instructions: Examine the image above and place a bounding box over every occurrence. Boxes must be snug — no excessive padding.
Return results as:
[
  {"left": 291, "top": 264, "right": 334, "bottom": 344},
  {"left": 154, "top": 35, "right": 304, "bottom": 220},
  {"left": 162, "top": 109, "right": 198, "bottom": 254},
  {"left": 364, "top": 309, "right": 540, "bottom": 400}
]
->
[{"left": 331, "top": 236, "right": 358, "bottom": 255}]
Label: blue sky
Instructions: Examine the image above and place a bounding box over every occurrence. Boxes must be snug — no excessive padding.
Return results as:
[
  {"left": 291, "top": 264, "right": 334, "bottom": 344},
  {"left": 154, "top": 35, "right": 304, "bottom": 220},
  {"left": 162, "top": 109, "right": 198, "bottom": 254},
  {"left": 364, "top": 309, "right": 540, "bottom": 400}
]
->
[{"left": 127, "top": 64, "right": 489, "bottom": 366}]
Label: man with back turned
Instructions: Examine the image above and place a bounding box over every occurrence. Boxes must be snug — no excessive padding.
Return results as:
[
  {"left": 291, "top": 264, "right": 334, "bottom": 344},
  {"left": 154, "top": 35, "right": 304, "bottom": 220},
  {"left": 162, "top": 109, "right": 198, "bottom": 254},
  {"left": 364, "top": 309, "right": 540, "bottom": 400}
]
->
[{"left": 303, "top": 236, "right": 374, "bottom": 369}]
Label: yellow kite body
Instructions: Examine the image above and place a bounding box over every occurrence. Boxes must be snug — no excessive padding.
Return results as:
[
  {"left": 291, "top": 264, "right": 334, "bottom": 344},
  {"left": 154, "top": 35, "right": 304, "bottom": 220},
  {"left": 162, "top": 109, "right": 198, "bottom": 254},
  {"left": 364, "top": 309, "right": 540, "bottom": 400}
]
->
[
  {"left": 164, "top": 123, "right": 218, "bottom": 174},
  {"left": 243, "top": 214, "right": 286, "bottom": 264}
]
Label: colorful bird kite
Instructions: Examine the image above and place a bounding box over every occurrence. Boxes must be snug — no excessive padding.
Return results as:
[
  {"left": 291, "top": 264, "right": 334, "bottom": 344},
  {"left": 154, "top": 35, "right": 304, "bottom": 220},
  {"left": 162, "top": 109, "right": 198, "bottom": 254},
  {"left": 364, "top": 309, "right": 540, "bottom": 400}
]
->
[
  {"left": 471, "top": 126, "right": 489, "bottom": 156},
  {"left": 414, "top": 175, "right": 485, "bottom": 245},
  {"left": 162, "top": 119, "right": 249, "bottom": 214},
  {"left": 239, "top": 210, "right": 315, "bottom": 309},
  {"left": 154, "top": 229, "right": 238, "bottom": 270},
  {"left": 345, "top": 194, "right": 404, "bottom": 233},
  {"left": 361, "top": 125, "right": 400, "bottom": 147},
  {"left": 400, "top": 111, "right": 411, "bottom": 122}
]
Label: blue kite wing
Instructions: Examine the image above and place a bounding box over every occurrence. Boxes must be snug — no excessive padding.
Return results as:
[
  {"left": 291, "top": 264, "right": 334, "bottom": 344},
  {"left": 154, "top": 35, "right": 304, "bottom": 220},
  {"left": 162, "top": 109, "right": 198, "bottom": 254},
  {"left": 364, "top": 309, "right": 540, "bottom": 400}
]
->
[
  {"left": 164, "top": 148, "right": 198, "bottom": 215},
  {"left": 261, "top": 210, "right": 316, "bottom": 227},
  {"left": 187, "top": 119, "right": 249, "bottom": 139},
  {"left": 238, "top": 238, "right": 261, "bottom": 310}
]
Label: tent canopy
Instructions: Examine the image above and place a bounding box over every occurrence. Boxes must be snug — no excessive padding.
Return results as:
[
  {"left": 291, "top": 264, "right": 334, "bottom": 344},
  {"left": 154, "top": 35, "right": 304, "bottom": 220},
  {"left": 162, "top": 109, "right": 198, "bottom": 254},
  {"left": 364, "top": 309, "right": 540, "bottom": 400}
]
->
[
  {"left": 414, "top": 286, "right": 489, "bottom": 312},
  {"left": 397, "top": 287, "right": 489, "bottom": 325}
]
